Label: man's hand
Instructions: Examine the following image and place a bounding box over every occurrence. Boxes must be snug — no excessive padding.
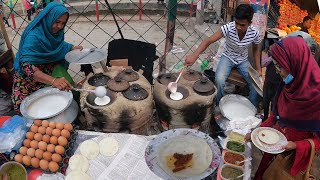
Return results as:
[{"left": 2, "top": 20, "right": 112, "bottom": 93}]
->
[
  {"left": 71, "top": 45, "right": 83, "bottom": 51},
  {"left": 283, "top": 141, "right": 297, "bottom": 151},
  {"left": 244, "top": 132, "right": 252, "bottom": 142},
  {"left": 185, "top": 53, "right": 199, "bottom": 66}
]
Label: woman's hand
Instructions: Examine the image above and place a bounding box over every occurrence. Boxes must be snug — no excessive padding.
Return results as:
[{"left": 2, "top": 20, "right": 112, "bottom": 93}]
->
[
  {"left": 71, "top": 45, "right": 83, "bottom": 51},
  {"left": 283, "top": 141, "right": 297, "bottom": 151},
  {"left": 185, "top": 53, "right": 198, "bottom": 66},
  {"left": 244, "top": 132, "right": 252, "bottom": 142},
  {"left": 52, "top": 77, "right": 72, "bottom": 91}
]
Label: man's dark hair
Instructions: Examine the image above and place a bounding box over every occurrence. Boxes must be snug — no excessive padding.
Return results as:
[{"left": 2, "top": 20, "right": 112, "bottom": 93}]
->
[
  {"left": 303, "top": 16, "right": 312, "bottom": 22},
  {"left": 234, "top": 4, "right": 254, "bottom": 23}
]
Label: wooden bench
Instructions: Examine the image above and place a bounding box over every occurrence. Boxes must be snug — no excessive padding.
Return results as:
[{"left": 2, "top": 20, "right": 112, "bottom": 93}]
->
[{"left": 226, "top": 69, "right": 247, "bottom": 87}]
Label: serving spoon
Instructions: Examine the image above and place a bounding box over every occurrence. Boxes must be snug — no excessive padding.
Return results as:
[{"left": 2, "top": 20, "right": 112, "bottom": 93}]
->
[
  {"left": 167, "top": 66, "right": 185, "bottom": 93},
  {"left": 235, "top": 157, "right": 252, "bottom": 165}
]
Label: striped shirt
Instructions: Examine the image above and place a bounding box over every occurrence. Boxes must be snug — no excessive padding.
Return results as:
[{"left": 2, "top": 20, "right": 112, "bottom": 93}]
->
[{"left": 221, "top": 21, "right": 261, "bottom": 64}]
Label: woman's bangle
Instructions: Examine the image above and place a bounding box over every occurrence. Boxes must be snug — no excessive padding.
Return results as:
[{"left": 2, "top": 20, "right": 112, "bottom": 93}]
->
[{"left": 51, "top": 78, "right": 57, "bottom": 86}]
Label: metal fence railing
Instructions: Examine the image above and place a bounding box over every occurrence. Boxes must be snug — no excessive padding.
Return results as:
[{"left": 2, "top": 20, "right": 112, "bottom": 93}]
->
[{"left": 1, "top": 0, "right": 225, "bottom": 82}]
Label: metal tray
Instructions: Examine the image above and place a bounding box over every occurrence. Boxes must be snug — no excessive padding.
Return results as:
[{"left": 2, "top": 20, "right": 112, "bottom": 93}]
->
[
  {"left": 219, "top": 94, "right": 257, "bottom": 121},
  {"left": 65, "top": 48, "right": 107, "bottom": 64},
  {"left": 20, "top": 87, "right": 73, "bottom": 120},
  {"left": 248, "top": 66, "right": 263, "bottom": 97}
]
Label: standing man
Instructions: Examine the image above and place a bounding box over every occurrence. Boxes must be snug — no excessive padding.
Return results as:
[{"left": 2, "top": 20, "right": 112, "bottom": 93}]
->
[
  {"left": 185, "top": 4, "right": 261, "bottom": 106},
  {"left": 297, "top": 16, "right": 312, "bottom": 34}
]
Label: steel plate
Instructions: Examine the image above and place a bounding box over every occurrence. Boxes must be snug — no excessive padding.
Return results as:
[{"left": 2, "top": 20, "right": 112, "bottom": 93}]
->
[{"left": 65, "top": 48, "right": 107, "bottom": 64}]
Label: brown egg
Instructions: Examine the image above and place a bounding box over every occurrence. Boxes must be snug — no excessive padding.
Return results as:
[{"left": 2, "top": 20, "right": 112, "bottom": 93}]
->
[
  {"left": 48, "top": 161, "right": 59, "bottom": 172},
  {"left": 19, "top": 146, "right": 28, "bottom": 155},
  {"left": 34, "top": 120, "right": 42, "bottom": 126},
  {"left": 50, "top": 136, "right": 58, "bottom": 145},
  {"left": 14, "top": 154, "right": 24, "bottom": 163},
  {"left": 35, "top": 149, "right": 44, "bottom": 159},
  {"left": 49, "top": 122, "right": 56, "bottom": 129},
  {"left": 55, "top": 145, "right": 65, "bottom": 155},
  {"left": 42, "top": 120, "right": 49, "bottom": 127},
  {"left": 30, "top": 140, "right": 38, "bottom": 149},
  {"left": 47, "top": 144, "right": 55, "bottom": 153},
  {"left": 34, "top": 133, "right": 43, "bottom": 141},
  {"left": 26, "top": 132, "right": 35, "bottom": 140},
  {"left": 58, "top": 136, "right": 68, "bottom": 147},
  {"left": 60, "top": 129, "right": 70, "bottom": 139},
  {"left": 39, "top": 159, "right": 49, "bottom": 170},
  {"left": 52, "top": 129, "right": 61, "bottom": 137},
  {"left": 31, "top": 157, "right": 40, "bottom": 168},
  {"left": 38, "top": 141, "right": 47, "bottom": 151},
  {"left": 23, "top": 139, "right": 31, "bottom": 148},
  {"left": 56, "top": 123, "right": 64, "bottom": 130},
  {"left": 45, "top": 127, "right": 53, "bottom": 136},
  {"left": 27, "top": 148, "right": 35, "bottom": 157},
  {"left": 43, "top": 151, "right": 52, "bottom": 161},
  {"left": 30, "top": 125, "right": 38, "bottom": 133},
  {"left": 51, "top": 154, "right": 62, "bottom": 163},
  {"left": 63, "top": 123, "right": 73, "bottom": 131},
  {"left": 42, "top": 135, "right": 50, "bottom": 143},
  {"left": 38, "top": 126, "right": 46, "bottom": 135},
  {"left": 22, "top": 155, "right": 31, "bottom": 166}
]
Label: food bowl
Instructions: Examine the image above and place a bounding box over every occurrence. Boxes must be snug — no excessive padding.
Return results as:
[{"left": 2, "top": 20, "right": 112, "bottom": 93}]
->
[
  {"left": 0, "top": 161, "right": 27, "bottom": 180},
  {"left": 220, "top": 164, "right": 244, "bottom": 180},
  {"left": 222, "top": 151, "right": 246, "bottom": 167},
  {"left": 225, "top": 140, "right": 246, "bottom": 154}
]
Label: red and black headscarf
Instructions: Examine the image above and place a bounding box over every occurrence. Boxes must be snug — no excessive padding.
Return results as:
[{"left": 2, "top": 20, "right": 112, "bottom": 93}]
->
[{"left": 270, "top": 37, "right": 320, "bottom": 132}]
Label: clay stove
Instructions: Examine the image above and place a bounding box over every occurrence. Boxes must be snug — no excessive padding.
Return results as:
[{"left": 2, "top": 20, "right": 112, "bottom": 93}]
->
[
  {"left": 154, "top": 69, "right": 216, "bottom": 132},
  {"left": 80, "top": 69, "right": 153, "bottom": 134}
]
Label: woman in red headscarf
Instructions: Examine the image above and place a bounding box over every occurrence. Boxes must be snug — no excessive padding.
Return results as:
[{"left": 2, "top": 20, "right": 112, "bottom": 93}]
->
[{"left": 246, "top": 36, "right": 320, "bottom": 179}]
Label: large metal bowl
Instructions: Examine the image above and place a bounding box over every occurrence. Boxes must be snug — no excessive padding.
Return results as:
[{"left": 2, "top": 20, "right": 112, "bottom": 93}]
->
[
  {"left": 219, "top": 94, "right": 257, "bottom": 121},
  {"left": 46, "top": 100, "right": 79, "bottom": 123},
  {"left": 20, "top": 87, "right": 73, "bottom": 120}
]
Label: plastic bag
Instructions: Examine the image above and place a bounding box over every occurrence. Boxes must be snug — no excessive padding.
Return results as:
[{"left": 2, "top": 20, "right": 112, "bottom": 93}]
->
[{"left": 0, "top": 116, "right": 27, "bottom": 153}]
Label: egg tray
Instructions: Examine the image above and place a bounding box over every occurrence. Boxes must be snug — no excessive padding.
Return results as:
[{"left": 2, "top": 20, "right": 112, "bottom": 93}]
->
[{"left": 11, "top": 125, "right": 79, "bottom": 174}]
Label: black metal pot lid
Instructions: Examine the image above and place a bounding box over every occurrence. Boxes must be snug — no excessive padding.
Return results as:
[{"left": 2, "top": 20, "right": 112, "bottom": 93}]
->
[
  {"left": 193, "top": 77, "right": 215, "bottom": 93},
  {"left": 107, "top": 76, "right": 130, "bottom": 92},
  {"left": 183, "top": 69, "right": 202, "bottom": 81},
  {"left": 122, "top": 84, "right": 148, "bottom": 101},
  {"left": 158, "top": 73, "right": 177, "bottom": 85},
  {"left": 88, "top": 73, "right": 111, "bottom": 87},
  {"left": 117, "top": 68, "right": 139, "bottom": 82}
]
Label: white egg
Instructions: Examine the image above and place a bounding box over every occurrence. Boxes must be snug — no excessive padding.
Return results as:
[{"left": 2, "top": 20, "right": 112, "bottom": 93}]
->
[{"left": 95, "top": 86, "right": 107, "bottom": 98}]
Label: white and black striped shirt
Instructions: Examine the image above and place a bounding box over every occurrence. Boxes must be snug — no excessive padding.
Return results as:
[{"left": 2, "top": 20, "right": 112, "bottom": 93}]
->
[{"left": 221, "top": 21, "right": 261, "bottom": 64}]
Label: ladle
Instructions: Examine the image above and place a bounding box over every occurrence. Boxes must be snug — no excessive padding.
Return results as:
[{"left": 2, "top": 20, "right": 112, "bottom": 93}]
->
[
  {"left": 167, "top": 67, "right": 185, "bottom": 93},
  {"left": 73, "top": 86, "right": 110, "bottom": 106},
  {"left": 72, "top": 86, "right": 107, "bottom": 98}
]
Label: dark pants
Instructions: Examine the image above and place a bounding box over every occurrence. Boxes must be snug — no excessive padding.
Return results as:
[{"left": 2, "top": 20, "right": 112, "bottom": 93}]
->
[{"left": 262, "top": 82, "right": 278, "bottom": 120}]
